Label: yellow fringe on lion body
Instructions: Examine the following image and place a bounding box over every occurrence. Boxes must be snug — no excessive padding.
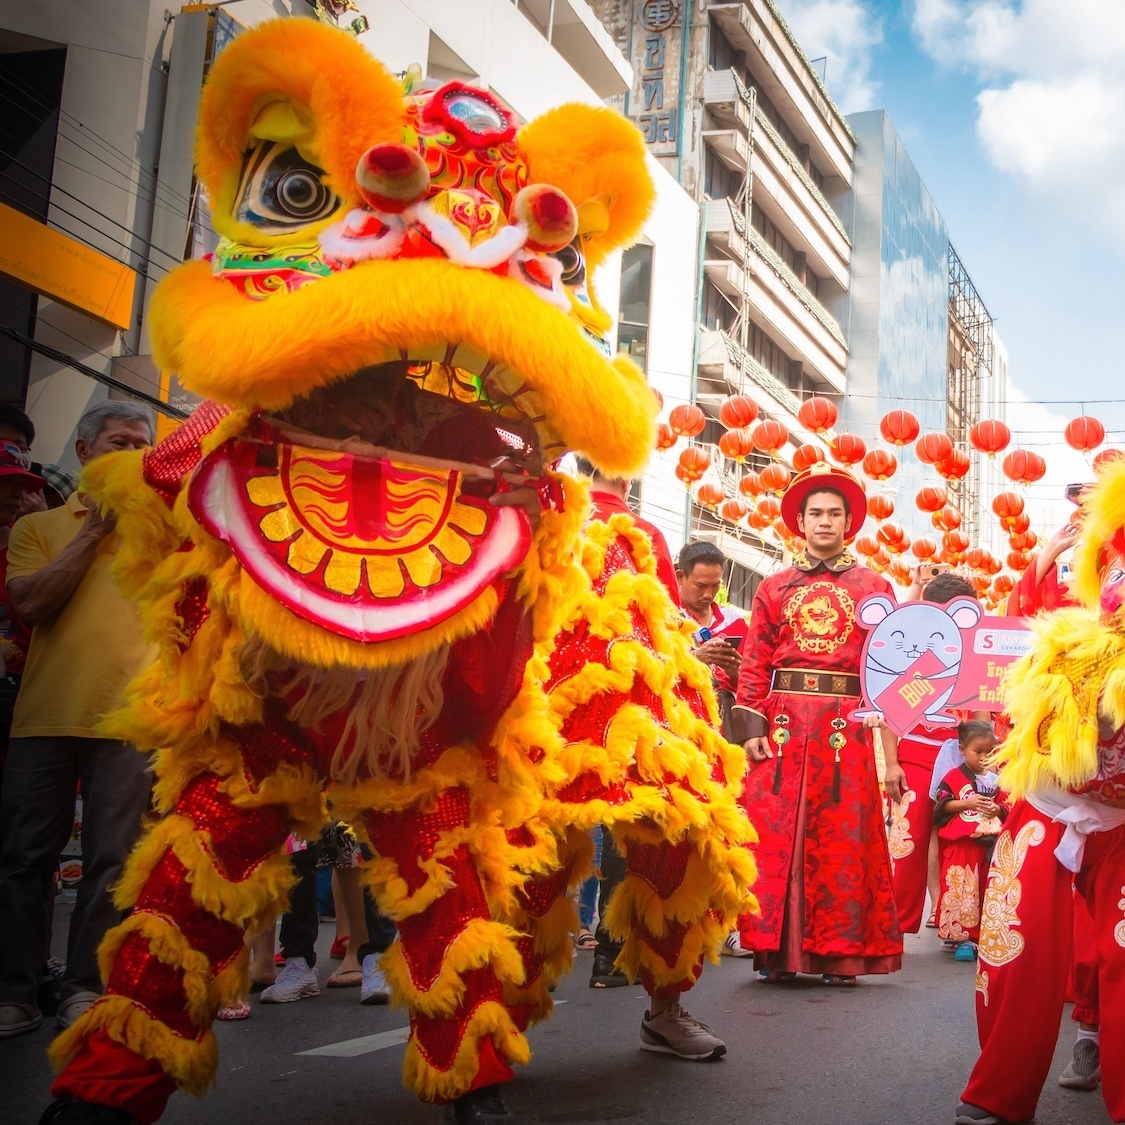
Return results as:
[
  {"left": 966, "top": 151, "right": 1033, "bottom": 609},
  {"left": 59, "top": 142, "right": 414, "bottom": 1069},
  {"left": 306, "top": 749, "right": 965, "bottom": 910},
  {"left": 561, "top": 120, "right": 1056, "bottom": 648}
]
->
[
  {"left": 50, "top": 995, "right": 218, "bottom": 1096},
  {"left": 402, "top": 1000, "right": 531, "bottom": 1103},
  {"left": 381, "top": 919, "right": 527, "bottom": 1017},
  {"left": 997, "top": 606, "right": 1125, "bottom": 797}
]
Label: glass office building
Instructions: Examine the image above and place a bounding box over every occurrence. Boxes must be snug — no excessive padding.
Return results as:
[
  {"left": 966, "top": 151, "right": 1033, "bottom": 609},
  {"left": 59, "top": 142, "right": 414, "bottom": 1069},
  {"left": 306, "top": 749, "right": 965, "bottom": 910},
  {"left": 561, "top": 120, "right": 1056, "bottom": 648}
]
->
[{"left": 837, "top": 110, "right": 950, "bottom": 534}]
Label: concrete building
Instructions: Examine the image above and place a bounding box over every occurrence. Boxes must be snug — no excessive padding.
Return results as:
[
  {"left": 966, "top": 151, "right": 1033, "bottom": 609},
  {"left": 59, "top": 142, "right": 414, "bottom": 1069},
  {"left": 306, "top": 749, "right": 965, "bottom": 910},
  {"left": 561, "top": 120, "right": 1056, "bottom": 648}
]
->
[
  {"left": 591, "top": 0, "right": 858, "bottom": 603},
  {"left": 0, "top": 0, "right": 699, "bottom": 485}
]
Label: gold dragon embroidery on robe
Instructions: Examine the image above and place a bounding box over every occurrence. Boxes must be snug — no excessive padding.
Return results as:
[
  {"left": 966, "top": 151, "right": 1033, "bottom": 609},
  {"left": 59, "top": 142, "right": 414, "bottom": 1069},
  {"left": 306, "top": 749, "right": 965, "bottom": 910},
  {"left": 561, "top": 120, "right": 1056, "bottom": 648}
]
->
[{"left": 977, "top": 819, "right": 1047, "bottom": 969}]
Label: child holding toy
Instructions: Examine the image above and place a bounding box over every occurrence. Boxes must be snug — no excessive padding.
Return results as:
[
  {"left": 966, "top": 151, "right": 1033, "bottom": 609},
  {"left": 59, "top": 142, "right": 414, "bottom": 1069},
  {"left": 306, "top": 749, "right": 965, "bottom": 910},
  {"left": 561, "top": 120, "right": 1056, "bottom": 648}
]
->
[{"left": 933, "top": 720, "right": 1008, "bottom": 962}]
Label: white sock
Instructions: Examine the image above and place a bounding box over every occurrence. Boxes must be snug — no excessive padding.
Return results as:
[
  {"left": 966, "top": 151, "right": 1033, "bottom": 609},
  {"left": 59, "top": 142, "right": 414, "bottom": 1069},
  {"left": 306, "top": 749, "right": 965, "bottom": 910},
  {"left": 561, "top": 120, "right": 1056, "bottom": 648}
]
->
[{"left": 1076, "top": 1028, "right": 1100, "bottom": 1045}]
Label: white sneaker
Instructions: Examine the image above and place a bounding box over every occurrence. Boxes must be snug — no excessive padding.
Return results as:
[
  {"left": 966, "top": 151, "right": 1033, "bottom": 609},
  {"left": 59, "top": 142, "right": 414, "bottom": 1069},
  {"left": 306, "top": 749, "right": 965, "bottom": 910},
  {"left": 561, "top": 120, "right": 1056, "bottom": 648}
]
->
[
  {"left": 640, "top": 1002, "right": 726, "bottom": 1060},
  {"left": 56, "top": 991, "right": 100, "bottom": 1029},
  {"left": 258, "top": 958, "right": 319, "bottom": 1003},
  {"left": 721, "top": 930, "right": 753, "bottom": 958},
  {"left": 360, "top": 953, "right": 390, "bottom": 1005}
]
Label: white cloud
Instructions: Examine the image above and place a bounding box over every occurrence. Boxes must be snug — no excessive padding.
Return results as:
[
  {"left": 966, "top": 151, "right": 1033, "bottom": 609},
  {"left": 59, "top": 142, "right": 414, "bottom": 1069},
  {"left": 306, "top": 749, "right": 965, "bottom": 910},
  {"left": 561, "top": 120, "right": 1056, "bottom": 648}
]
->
[
  {"left": 911, "top": 0, "right": 1125, "bottom": 242},
  {"left": 776, "top": 0, "right": 884, "bottom": 113}
]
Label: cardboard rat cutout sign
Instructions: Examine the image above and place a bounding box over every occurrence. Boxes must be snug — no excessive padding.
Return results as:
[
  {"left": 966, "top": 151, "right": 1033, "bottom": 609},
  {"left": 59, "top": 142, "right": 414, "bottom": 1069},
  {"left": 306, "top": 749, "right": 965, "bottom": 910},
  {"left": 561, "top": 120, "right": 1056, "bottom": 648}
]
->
[
  {"left": 851, "top": 595, "right": 1034, "bottom": 736},
  {"left": 850, "top": 595, "right": 983, "bottom": 736}
]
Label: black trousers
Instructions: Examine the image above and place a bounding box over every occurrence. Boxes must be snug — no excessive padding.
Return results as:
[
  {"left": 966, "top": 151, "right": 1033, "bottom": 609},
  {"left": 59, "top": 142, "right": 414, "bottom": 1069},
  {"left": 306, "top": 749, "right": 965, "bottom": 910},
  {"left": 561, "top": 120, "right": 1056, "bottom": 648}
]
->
[
  {"left": 593, "top": 830, "right": 627, "bottom": 961},
  {"left": 278, "top": 847, "right": 396, "bottom": 965}
]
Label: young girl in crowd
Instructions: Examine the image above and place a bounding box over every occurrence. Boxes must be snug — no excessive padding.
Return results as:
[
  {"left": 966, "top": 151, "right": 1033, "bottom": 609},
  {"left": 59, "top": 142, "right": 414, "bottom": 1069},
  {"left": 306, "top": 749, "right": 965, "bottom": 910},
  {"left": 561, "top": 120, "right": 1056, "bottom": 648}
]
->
[{"left": 932, "top": 720, "right": 1008, "bottom": 962}]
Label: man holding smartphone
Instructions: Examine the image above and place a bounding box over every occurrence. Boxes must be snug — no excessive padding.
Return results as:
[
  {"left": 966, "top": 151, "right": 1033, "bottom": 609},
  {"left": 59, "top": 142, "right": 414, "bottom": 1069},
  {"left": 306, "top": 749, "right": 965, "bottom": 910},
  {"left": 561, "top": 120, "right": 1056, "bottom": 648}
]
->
[{"left": 675, "top": 541, "right": 748, "bottom": 741}]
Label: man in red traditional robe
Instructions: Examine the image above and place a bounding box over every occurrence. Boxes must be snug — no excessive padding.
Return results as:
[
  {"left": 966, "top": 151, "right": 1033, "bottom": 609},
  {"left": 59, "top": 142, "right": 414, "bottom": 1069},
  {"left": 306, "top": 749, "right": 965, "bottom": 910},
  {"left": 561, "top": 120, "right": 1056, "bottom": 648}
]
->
[{"left": 731, "top": 463, "right": 902, "bottom": 985}]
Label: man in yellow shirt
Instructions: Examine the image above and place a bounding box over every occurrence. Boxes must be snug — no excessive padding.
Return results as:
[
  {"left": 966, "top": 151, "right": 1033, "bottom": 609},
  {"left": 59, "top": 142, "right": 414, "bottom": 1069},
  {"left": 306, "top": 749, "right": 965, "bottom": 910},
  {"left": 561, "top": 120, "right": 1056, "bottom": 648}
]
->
[{"left": 0, "top": 402, "right": 155, "bottom": 1038}]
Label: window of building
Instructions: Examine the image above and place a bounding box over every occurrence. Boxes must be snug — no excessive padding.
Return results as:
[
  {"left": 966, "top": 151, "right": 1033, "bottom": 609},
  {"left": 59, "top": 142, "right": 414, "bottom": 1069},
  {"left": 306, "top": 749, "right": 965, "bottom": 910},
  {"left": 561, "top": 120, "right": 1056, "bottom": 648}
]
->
[
  {"left": 617, "top": 243, "right": 653, "bottom": 368},
  {"left": 701, "top": 281, "right": 736, "bottom": 332},
  {"left": 708, "top": 24, "right": 736, "bottom": 71},
  {"left": 704, "top": 147, "right": 739, "bottom": 200}
]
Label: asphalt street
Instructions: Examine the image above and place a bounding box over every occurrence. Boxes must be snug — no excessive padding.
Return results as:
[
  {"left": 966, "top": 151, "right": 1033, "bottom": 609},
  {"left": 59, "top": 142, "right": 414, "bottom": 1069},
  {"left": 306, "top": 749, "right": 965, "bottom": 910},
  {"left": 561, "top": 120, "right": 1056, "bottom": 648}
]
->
[{"left": 1, "top": 917, "right": 1112, "bottom": 1125}]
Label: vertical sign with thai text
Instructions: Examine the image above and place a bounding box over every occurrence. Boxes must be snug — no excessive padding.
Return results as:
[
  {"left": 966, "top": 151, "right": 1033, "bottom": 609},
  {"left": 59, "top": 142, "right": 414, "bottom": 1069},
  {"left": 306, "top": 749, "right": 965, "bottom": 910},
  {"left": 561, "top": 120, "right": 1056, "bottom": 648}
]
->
[{"left": 630, "top": 0, "right": 682, "bottom": 157}]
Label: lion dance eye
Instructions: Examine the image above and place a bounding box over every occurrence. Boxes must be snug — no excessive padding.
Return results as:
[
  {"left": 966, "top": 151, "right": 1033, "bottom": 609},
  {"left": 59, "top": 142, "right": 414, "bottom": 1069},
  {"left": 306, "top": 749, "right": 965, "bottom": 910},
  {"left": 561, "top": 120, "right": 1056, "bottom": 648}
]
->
[
  {"left": 444, "top": 92, "right": 507, "bottom": 135},
  {"left": 235, "top": 142, "right": 341, "bottom": 231}
]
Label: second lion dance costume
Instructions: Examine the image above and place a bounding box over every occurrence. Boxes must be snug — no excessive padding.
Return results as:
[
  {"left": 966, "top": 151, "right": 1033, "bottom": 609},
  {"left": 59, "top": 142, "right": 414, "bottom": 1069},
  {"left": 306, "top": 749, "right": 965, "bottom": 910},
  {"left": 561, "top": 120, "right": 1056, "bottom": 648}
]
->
[
  {"left": 43, "top": 21, "right": 756, "bottom": 1125},
  {"left": 958, "top": 456, "right": 1125, "bottom": 1125}
]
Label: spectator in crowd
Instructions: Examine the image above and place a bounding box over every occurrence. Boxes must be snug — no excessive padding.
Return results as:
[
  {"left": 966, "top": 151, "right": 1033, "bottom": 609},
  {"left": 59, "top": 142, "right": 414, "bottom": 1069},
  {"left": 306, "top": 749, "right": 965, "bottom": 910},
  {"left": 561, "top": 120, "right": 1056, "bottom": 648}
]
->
[
  {"left": 0, "top": 401, "right": 156, "bottom": 1038},
  {"left": 675, "top": 542, "right": 746, "bottom": 743},
  {"left": 0, "top": 405, "right": 74, "bottom": 513}
]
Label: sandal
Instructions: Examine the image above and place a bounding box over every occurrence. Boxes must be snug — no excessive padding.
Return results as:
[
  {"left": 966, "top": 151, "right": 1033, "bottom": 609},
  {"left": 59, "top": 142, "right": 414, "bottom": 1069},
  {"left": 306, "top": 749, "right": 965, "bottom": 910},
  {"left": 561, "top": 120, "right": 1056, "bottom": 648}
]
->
[
  {"left": 216, "top": 998, "right": 251, "bottom": 1020},
  {"left": 330, "top": 935, "right": 349, "bottom": 959},
  {"left": 574, "top": 928, "right": 597, "bottom": 951},
  {"left": 925, "top": 912, "right": 938, "bottom": 928},
  {"left": 821, "top": 974, "right": 857, "bottom": 987},
  {"left": 326, "top": 967, "right": 363, "bottom": 988}
]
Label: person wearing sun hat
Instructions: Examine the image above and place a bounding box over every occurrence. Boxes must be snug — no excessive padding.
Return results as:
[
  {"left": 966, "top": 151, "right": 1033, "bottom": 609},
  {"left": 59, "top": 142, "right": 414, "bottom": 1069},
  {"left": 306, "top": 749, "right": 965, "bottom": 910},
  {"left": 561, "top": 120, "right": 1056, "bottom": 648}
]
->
[{"left": 730, "top": 461, "right": 904, "bottom": 986}]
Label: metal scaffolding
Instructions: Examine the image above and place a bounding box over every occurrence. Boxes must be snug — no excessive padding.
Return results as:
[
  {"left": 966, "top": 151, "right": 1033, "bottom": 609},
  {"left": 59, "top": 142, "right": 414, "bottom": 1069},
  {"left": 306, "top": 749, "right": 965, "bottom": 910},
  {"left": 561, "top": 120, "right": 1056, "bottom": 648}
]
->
[{"left": 947, "top": 244, "right": 994, "bottom": 547}]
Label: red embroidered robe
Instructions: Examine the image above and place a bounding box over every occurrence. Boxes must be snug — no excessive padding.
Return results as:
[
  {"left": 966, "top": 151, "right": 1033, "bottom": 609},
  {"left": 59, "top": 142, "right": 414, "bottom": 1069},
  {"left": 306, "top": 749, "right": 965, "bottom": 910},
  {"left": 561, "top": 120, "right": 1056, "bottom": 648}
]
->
[{"left": 732, "top": 550, "right": 902, "bottom": 974}]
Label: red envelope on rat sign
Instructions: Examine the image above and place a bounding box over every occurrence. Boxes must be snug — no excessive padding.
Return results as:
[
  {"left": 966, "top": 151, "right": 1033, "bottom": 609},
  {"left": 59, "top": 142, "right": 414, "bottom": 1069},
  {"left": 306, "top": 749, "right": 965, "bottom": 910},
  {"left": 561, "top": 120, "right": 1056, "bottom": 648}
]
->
[{"left": 872, "top": 648, "right": 952, "bottom": 736}]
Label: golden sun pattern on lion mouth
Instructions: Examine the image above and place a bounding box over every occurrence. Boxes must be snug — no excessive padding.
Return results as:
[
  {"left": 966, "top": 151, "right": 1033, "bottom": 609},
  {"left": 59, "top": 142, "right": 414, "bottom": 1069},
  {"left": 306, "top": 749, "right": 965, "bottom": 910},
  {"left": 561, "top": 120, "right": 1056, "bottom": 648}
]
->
[{"left": 248, "top": 447, "right": 489, "bottom": 600}]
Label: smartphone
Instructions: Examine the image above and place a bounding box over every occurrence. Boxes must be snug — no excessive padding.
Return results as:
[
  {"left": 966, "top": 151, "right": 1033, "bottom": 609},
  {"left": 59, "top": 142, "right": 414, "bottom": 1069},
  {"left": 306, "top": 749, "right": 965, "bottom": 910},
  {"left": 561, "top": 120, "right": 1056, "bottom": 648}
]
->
[
  {"left": 724, "top": 635, "right": 743, "bottom": 650},
  {"left": 1066, "top": 482, "right": 1088, "bottom": 505}
]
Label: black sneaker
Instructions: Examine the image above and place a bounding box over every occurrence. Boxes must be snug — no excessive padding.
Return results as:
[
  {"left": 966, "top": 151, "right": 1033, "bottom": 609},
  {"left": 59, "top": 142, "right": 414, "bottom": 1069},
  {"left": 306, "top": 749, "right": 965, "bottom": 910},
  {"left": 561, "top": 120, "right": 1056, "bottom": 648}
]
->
[
  {"left": 442, "top": 1084, "right": 522, "bottom": 1124},
  {"left": 39, "top": 1100, "right": 136, "bottom": 1124},
  {"left": 38, "top": 958, "right": 65, "bottom": 1017},
  {"left": 589, "top": 953, "right": 628, "bottom": 988}
]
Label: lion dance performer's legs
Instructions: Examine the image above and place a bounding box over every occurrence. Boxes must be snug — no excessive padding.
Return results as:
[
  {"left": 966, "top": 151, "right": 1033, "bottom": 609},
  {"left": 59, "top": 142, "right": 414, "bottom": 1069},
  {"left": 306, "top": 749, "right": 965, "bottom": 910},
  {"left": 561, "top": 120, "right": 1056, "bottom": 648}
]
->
[
  {"left": 960, "top": 802, "right": 1125, "bottom": 1123},
  {"left": 50, "top": 708, "right": 325, "bottom": 1123}
]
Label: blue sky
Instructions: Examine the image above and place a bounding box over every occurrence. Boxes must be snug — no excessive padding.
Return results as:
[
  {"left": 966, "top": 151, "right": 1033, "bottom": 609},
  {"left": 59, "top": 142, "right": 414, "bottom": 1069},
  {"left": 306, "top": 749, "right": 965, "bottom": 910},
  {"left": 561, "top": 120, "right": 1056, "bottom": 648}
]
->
[{"left": 774, "top": 0, "right": 1125, "bottom": 527}]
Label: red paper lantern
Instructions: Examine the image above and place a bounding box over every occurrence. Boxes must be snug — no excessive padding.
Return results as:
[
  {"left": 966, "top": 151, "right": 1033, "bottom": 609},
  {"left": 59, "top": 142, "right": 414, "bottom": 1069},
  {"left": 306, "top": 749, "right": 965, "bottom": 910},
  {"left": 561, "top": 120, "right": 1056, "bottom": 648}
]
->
[
  {"left": 718, "top": 427, "right": 755, "bottom": 462},
  {"left": 746, "top": 509, "right": 769, "bottom": 531},
  {"left": 992, "top": 491, "right": 1025, "bottom": 521},
  {"left": 651, "top": 388, "right": 664, "bottom": 412},
  {"left": 828, "top": 433, "right": 867, "bottom": 466},
  {"left": 855, "top": 534, "right": 880, "bottom": 557},
  {"left": 872, "top": 546, "right": 890, "bottom": 568},
  {"left": 880, "top": 409, "right": 920, "bottom": 447},
  {"left": 758, "top": 496, "right": 782, "bottom": 521},
  {"left": 1002, "top": 450, "right": 1047, "bottom": 485},
  {"left": 1007, "top": 512, "right": 1031, "bottom": 535},
  {"left": 1009, "top": 530, "right": 1038, "bottom": 552},
  {"left": 993, "top": 575, "right": 1015, "bottom": 597},
  {"left": 760, "top": 463, "right": 791, "bottom": 493},
  {"left": 911, "top": 536, "right": 938, "bottom": 561},
  {"left": 915, "top": 485, "right": 948, "bottom": 513},
  {"left": 986, "top": 555, "right": 1002, "bottom": 576},
  {"left": 863, "top": 449, "right": 898, "bottom": 481},
  {"left": 752, "top": 419, "right": 789, "bottom": 455},
  {"left": 965, "top": 547, "right": 989, "bottom": 570},
  {"left": 668, "top": 403, "right": 706, "bottom": 437},
  {"left": 931, "top": 505, "right": 962, "bottom": 533},
  {"left": 696, "top": 480, "right": 725, "bottom": 508},
  {"left": 719, "top": 497, "right": 749, "bottom": 523},
  {"left": 867, "top": 494, "right": 895, "bottom": 521},
  {"left": 915, "top": 432, "right": 954, "bottom": 465},
  {"left": 971, "top": 573, "right": 991, "bottom": 595},
  {"left": 719, "top": 394, "right": 758, "bottom": 430},
  {"left": 796, "top": 396, "right": 838, "bottom": 434},
  {"left": 1094, "top": 448, "right": 1125, "bottom": 472},
  {"left": 935, "top": 448, "right": 971, "bottom": 481},
  {"left": 890, "top": 559, "right": 913, "bottom": 584},
  {"left": 676, "top": 446, "right": 710, "bottom": 482},
  {"left": 655, "top": 422, "right": 677, "bottom": 452},
  {"left": 1007, "top": 550, "right": 1031, "bottom": 572},
  {"left": 739, "top": 471, "right": 764, "bottom": 498},
  {"left": 970, "top": 419, "right": 1011, "bottom": 456},
  {"left": 943, "top": 530, "right": 970, "bottom": 555},
  {"left": 877, "top": 522, "right": 905, "bottom": 548},
  {"left": 792, "top": 443, "right": 826, "bottom": 472},
  {"left": 1065, "top": 416, "right": 1105, "bottom": 453}
]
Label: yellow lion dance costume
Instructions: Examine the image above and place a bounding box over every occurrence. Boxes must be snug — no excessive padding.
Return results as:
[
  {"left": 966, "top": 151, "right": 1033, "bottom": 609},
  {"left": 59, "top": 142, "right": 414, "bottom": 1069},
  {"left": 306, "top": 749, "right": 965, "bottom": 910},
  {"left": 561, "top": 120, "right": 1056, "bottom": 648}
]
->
[{"left": 45, "top": 19, "right": 756, "bottom": 1125}]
